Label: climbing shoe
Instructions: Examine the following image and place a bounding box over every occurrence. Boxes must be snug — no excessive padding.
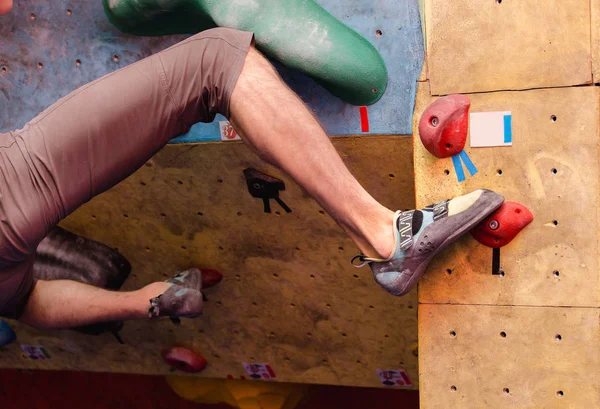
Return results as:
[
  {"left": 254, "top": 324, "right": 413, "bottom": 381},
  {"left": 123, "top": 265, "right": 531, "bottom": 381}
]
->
[
  {"left": 353, "top": 189, "right": 504, "bottom": 296},
  {"left": 149, "top": 268, "right": 209, "bottom": 320}
]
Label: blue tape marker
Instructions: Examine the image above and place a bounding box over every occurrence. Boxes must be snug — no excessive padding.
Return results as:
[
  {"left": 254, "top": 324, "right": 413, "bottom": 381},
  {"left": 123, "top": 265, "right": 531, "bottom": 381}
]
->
[
  {"left": 459, "top": 150, "right": 478, "bottom": 176},
  {"left": 503, "top": 115, "right": 512, "bottom": 144},
  {"left": 452, "top": 155, "right": 466, "bottom": 182}
]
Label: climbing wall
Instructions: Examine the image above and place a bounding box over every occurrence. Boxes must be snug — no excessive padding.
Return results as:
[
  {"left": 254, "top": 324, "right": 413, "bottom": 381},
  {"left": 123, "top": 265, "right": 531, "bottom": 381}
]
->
[
  {"left": 0, "top": 137, "right": 419, "bottom": 389},
  {"left": 416, "top": 1, "right": 600, "bottom": 407},
  {"left": 0, "top": 0, "right": 424, "bottom": 138}
]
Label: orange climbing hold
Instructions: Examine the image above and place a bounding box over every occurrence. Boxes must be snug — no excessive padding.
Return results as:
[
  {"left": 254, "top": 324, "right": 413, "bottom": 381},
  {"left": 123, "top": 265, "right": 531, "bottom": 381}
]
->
[
  {"left": 470, "top": 202, "right": 534, "bottom": 248},
  {"left": 162, "top": 347, "right": 208, "bottom": 373},
  {"left": 419, "top": 94, "right": 471, "bottom": 158}
]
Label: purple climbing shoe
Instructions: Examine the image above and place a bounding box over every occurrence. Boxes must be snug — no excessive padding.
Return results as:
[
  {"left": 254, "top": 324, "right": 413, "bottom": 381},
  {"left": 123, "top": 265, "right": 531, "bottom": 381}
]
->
[
  {"left": 149, "top": 268, "right": 205, "bottom": 319},
  {"left": 353, "top": 189, "right": 504, "bottom": 296}
]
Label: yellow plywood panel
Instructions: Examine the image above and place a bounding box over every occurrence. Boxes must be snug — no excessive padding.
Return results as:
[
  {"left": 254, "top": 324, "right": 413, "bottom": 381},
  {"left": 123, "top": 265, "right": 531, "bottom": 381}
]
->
[
  {"left": 425, "top": 0, "right": 592, "bottom": 95},
  {"left": 0, "top": 136, "right": 419, "bottom": 388},
  {"left": 593, "top": 0, "right": 600, "bottom": 82},
  {"left": 419, "top": 304, "right": 600, "bottom": 409},
  {"left": 413, "top": 83, "right": 600, "bottom": 307}
]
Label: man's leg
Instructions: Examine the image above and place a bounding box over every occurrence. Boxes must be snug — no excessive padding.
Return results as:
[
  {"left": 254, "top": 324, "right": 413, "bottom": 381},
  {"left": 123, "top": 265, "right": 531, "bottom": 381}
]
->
[
  {"left": 0, "top": 0, "right": 12, "bottom": 15},
  {"left": 1, "top": 28, "right": 253, "bottom": 326},
  {"left": 20, "top": 280, "right": 169, "bottom": 329},
  {"left": 229, "top": 48, "right": 396, "bottom": 260},
  {"left": 228, "top": 47, "right": 504, "bottom": 296}
]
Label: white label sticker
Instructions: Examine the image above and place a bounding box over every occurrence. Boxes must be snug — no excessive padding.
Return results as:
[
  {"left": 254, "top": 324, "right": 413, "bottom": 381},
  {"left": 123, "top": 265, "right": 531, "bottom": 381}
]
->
[
  {"left": 219, "top": 121, "right": 241, "bottom": 141},
  {"left": 469, "top": 111, "right": 513, "bottom": 147},
  {"left": 242, "top": 363, "right": 277, "bottom": 380},
  {"left": 21, "top": 345, "right": 51, "bottom": 360},
  {"left": 376, "top": 369, "right": 413, "bottom": 387}
]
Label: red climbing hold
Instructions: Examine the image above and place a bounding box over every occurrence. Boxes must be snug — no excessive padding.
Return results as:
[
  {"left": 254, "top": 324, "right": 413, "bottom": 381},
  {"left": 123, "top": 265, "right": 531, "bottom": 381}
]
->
[
  {"left": 162, "top": 346, "right": 208, "bottom": 373},
  {"left": 471, "top": 202, "right": 534, "bottom": 248},
  {"left": 419, "top": 94, "right": 471, "bottom": 158},
  {"left": 200, "top": 268, "right": 223, "bottom": 289}
]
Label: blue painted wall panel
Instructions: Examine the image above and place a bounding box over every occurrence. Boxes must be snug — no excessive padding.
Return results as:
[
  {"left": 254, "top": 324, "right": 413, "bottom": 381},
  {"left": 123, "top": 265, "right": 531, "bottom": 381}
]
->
[{"left": 0, "top": 0, "right": 423, "bottom": 140}]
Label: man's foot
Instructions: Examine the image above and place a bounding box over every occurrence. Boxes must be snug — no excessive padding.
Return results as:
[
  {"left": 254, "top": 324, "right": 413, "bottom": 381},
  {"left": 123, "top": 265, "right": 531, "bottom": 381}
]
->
[
  {"left": 148, "top": 268, "right": 206, "bottom": 319},
  {"left": 353, "top": 189, "right": 505, "bottom": 296}
]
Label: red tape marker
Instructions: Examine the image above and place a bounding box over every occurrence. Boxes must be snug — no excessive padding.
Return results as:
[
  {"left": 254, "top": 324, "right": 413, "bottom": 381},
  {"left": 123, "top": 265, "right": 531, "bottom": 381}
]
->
[{"left": 359, "top": 106, "right": 369, "bottom": 133}]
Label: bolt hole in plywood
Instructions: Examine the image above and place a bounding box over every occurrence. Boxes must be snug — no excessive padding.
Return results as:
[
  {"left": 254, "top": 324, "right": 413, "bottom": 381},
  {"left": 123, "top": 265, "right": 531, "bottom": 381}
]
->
[
  {"left": 500, "top": 331, "right": 507, "bottom": 338},
  {"left": 551, "top": 115, "right": 558, "bottom": 122}
]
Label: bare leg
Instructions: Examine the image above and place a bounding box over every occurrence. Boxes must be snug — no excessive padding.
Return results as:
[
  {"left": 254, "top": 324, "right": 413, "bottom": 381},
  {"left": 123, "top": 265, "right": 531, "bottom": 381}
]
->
[
  {"left": 0, "top": 0, "right": 12, "bottom": 15},
  {"left": 230, "top": 47, "right": 396, "bottom": 259},
  {"left": 20, "top": 280, "right": 170, "bottom": 330}
]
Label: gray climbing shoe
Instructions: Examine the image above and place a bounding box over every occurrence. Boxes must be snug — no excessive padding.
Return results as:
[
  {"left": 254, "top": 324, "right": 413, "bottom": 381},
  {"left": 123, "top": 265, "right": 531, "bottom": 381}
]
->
[
  {"left": 352, "top": 189, "right": 504, "bottom": 296},
  {"left": 149, "top": 268, "right": 204, "bottom": 319}
]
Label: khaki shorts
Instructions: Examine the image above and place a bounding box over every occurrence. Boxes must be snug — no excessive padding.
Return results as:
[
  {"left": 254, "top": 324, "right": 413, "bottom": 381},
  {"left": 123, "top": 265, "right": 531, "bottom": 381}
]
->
[{"left": 0, "top": 28, "right": 253, "bottom": 318}]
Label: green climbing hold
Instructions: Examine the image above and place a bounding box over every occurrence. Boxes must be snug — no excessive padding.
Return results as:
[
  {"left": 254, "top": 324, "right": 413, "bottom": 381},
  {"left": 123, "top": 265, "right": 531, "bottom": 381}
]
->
[{"left": 103, "top": 0, "right": 388, "bottom": 106}]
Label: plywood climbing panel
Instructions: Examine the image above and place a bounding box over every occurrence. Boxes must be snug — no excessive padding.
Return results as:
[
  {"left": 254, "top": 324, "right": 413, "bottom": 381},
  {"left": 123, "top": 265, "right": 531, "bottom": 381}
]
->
[
  {"left": 424, "top": 0, "right": 592, "bottom": 95},
  {"left": 0, "top": 136, "right": 419, "bottom": 389},
  {"left": 413, "top": 83, "right": 600, "bottom": 308},
  {"left": 419, "top": 304, "right": 600, "bottom": 409},
  {"left": 414, "top": 80, "right": 600, "bottom": 407}
]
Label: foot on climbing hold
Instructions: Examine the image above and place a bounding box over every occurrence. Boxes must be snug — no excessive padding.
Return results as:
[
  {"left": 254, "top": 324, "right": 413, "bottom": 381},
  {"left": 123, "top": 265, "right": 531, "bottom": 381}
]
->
[
  {"left": 162, "top": 346, "right": 208, "bottom": 373},
  {"left": 471, "top": 202, "right": 534, "bottom": 248},
  {"left": 102, "top": 0, "right": 388, "bottom": 105},
  {"left": 149, "top": 268, "right": 210, "bottom": 319},
  {"left": 352, "top": 189, "right": 504, "bottom": 296},
  {"left": 419, "top": 95, "right": 471, "bottom": 158}
]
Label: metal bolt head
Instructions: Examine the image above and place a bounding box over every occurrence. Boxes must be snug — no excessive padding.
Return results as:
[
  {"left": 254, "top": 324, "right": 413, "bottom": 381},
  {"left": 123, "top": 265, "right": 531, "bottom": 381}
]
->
[{"left": 489, "top": 220, "right": 499, "bottom": 230}]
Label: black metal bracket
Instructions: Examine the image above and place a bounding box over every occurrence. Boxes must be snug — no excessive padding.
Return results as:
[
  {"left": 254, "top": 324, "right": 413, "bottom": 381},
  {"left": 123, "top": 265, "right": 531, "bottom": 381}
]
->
[{"left": 244, "top": 168, "right": 292, "bottom": 214}]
